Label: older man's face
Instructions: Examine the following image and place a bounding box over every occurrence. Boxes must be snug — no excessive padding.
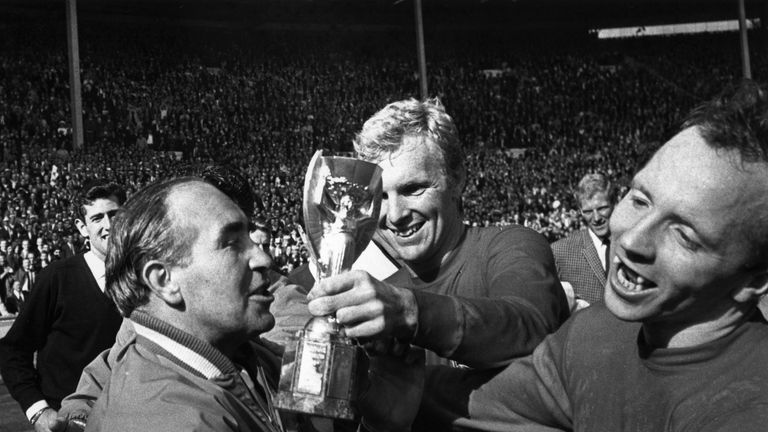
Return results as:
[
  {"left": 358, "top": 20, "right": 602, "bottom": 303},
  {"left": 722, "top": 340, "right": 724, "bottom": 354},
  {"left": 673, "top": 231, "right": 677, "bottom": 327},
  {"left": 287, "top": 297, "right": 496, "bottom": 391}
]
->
[
  {"left": 167, "top": 182, "right": 275, "bottom": 343},
  {"left": 606, "top": 127, "right": 768, "bottom": 326}
]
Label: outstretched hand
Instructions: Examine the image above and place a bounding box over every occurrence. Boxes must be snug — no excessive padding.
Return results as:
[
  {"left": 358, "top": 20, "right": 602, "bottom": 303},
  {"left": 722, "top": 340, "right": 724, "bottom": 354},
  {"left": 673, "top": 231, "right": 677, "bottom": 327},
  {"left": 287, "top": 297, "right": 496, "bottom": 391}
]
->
[{"left": 307, "top": 270, "right": 418, "bottom": 342}]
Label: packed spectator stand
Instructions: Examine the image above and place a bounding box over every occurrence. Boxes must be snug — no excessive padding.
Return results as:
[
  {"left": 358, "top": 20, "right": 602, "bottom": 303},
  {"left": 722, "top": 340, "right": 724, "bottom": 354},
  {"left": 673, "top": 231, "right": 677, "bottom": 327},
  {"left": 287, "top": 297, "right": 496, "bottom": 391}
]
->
[{"left": 0, "top": 15, "right": 762, "bottom": 314}]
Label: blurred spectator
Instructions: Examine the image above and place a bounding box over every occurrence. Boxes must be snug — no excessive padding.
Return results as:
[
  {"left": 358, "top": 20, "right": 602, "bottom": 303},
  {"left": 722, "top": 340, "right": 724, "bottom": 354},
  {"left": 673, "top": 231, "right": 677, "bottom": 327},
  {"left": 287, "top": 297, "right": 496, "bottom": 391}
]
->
[
  {"left": 0, "top": 253, "right": 12, "bottom": 304},
  {"left": 4, "top": 280, "right": 25, "bottom": 315},
  {"left": 13, "top": 256, "right": 37, "bottom": 294},
  {"left": 552, "top": 172, "right": 617, "bottom": 305},
  {"left": 249, "top": 217, "right": 271, "bottom": 252}
]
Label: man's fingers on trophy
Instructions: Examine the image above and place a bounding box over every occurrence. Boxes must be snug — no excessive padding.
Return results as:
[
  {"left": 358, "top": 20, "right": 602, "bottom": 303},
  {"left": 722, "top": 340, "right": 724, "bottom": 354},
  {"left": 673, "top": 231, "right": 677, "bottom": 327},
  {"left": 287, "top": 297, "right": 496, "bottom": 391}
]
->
[
  {"left": 307, "top": 291, "right": 358, "bottom": 315},
  {"left": 307, "top": 294, "right": 336, "bottom": 316},
  {"left": 307, "top": 271, "right": 360, "bottom": 300},
  {"left": 341, "top": 317, "right": 387, "bottom": 339},
  {"left": 335, "top": 302, "right": 382, "bottom": 326},
  {"left": 309, "top": 288, "right": 374, "bottom": 317}
]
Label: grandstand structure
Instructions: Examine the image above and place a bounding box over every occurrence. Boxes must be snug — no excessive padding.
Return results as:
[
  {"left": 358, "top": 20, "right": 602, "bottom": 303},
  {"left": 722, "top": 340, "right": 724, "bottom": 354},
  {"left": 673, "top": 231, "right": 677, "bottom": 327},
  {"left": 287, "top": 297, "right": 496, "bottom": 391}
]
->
[{"left": 2, "top": 0, "right": 766, "bottom": 29}]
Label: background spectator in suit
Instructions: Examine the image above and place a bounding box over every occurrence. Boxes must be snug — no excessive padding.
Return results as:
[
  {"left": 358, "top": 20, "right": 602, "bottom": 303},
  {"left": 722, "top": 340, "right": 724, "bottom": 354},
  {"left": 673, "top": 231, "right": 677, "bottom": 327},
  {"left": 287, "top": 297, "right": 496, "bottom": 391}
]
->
[
  {"left": 13, "top": 257, "right": 37, "bottom": 294},
  {"left": 0, "top": 254, "right": 13, "bottom": 306},
  {"left": 552, "top": 173, "right": 616, "bottom": 305},
  {"left": 4, "top": 280, "right": 25, "bottom": 315}
]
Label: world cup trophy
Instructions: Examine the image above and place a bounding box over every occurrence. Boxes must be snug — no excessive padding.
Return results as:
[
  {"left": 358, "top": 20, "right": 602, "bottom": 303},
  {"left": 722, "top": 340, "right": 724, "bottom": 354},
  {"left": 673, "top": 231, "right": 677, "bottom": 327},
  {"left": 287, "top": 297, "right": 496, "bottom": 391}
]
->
[{"left": 275, "top": 150, "right": 382, "bottom": 419}]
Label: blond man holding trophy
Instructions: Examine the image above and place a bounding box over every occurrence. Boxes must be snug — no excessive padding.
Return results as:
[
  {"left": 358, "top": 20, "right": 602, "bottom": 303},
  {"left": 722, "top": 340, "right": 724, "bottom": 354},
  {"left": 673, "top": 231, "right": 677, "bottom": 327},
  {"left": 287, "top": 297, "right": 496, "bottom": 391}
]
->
[{"left": 303, "top": 98, "right": 569, "bottom": 430}]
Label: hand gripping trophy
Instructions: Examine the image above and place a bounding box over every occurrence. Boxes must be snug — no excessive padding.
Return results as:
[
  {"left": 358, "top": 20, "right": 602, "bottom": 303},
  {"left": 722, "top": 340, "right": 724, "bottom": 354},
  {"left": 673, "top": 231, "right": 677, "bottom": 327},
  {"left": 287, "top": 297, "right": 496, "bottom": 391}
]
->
[{"left": 276, "top": 151, "right": 382, "bottom": 419}]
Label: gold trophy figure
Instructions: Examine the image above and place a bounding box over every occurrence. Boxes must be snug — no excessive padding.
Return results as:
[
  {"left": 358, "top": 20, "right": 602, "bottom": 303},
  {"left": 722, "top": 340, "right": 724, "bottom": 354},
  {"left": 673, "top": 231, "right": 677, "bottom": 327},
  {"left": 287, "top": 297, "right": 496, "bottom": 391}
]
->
[{"left": 275, "top": 151, "right": 382, "bottom": 419}]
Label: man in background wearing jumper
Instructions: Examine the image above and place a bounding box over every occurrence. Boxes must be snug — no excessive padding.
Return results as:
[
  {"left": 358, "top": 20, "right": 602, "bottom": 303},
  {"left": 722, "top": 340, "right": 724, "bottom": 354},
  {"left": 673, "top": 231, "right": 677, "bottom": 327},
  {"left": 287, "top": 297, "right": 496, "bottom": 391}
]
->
[{"left": 0, "top": 180, "right": 124, "bottom": 432}]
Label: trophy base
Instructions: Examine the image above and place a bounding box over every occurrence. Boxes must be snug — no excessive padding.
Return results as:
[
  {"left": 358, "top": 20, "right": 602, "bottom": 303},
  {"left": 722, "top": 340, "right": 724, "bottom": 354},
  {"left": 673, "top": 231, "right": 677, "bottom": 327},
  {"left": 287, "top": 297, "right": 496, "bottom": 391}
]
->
[
  {"left": 275, "top": 320, "right": 359, "bottom": 421},
  {"left": 275, "top": 392, "right": 355, "bottom": 420}
]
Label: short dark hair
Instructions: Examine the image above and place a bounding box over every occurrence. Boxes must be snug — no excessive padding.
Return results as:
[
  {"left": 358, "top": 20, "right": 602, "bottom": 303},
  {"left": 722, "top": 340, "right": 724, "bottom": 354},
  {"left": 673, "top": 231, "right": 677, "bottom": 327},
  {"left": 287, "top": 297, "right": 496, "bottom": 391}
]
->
[
  {"left": 75, "top": 180, "right": 126, "bottom": 220},
  {"left": 106, "top": 177, "right": 199, "bottom": 317},
  {"left": 682, "top": 80, "right": 768, "bottom": 165}
]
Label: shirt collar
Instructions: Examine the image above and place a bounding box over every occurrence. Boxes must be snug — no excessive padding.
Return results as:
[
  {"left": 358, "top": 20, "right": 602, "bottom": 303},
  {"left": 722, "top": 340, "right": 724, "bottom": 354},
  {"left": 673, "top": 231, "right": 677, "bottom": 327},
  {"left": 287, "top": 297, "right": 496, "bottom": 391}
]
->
[
  {"left": 83, "top": 251, "right": 106, "bottom": 292},
  {"left": 587, "top": 228, "right": 608, "bottom": 266},
  {"left": 133, "top": 321, "right": 224, "bottom": 379}
]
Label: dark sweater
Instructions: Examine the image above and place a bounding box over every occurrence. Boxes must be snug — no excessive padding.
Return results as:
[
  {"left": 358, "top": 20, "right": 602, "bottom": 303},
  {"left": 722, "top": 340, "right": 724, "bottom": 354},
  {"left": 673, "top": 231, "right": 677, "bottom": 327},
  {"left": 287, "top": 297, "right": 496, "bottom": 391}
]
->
[
  {"left": 461, "top": 304, "right": 768, "bottom": 431},
  {"left": 0, "top": 254, "right": 122, "bottom": 412}
]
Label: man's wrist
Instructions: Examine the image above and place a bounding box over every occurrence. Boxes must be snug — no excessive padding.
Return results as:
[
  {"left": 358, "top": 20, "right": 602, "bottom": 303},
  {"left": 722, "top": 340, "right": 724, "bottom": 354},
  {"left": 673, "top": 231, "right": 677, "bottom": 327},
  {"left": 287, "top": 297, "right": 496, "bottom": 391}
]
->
[
  {"left": 26, "top": 400, "right": 50, "bottom": 422},
  {"left": 29, "top": 406, "right": 50, "bottom": 425}
]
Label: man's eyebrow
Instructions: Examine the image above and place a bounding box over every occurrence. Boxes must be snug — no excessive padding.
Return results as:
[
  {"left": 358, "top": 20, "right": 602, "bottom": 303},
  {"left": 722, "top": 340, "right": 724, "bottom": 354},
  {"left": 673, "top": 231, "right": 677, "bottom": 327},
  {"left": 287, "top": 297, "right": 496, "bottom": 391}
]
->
[
  {"left": 396, "top": 178, "right": 430, "bottom": 193},
  {"left": 218, "top": 220, "right": 247, "bottom": 237},
  {"left": 88, "top": 208, "right": 119, "bottom": 218},
  {"left": 629, "top": 178, "right": 652, "bottom": 198}
]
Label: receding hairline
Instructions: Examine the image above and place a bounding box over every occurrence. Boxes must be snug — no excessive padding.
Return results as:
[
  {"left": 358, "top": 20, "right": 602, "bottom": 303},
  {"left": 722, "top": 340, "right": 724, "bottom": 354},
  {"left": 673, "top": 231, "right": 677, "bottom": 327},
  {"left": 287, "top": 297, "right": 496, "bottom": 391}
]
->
[
  {"left": 165, "top": 179, "right": 248, "bottom": 240},
  {"left": 165, "top": 177, "right": 218, "bottom": 208}
]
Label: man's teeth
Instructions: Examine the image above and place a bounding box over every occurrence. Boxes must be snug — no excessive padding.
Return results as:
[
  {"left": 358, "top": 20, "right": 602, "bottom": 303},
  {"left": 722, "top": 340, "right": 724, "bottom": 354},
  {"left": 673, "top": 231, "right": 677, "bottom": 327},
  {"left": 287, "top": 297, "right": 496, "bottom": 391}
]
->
[
  {"left": 617, "top": 264, "right": 653, "bottom": 291},
  {"left": 393, "top": 225, "right": 420, "bottom": 237}
]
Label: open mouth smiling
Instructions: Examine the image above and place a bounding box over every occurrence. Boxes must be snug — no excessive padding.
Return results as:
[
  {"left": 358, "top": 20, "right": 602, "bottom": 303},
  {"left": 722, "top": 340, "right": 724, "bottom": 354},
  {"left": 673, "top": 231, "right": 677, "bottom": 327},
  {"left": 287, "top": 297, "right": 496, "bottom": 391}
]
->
[
  {"left": 614, "top": 257, "right": 658, "bottom": 292},
  {"left": 389, "top": 222, "right": 424, "bottom": 238}
]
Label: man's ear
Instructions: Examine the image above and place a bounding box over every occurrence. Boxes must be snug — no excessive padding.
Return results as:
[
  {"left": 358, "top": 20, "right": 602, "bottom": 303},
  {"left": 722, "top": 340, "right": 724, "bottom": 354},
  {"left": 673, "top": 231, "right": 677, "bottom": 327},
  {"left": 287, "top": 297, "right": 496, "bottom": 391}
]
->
[
  {"left": 732, "top": 269, "right": 768, "bottom": 303},
  {"left": 74, "top": 218, "right": 88, "bottom": 239},
  {"left": 142, "top": 260, "right": 183, "bottom": 306}
]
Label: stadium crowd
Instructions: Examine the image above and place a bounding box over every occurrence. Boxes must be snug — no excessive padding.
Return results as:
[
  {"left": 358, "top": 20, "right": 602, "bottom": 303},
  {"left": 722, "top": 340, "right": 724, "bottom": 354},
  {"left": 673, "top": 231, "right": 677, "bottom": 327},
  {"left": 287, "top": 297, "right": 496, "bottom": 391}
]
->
[{"left": 0, "top": 20, "right": 761, "bottom": 314}]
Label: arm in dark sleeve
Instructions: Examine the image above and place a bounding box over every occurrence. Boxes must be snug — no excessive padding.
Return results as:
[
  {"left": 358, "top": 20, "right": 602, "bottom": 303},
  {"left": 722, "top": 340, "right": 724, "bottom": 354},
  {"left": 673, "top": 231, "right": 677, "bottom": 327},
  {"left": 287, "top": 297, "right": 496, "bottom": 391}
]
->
[
  {"left": 0, "top": 273, "right": 57, "bottom": 412},
  {"left": 413, "top": 227, "right": 569, "bottom": 368},
  {"left": 459, "top": 326, "right": 574, "bottom": 431}
]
